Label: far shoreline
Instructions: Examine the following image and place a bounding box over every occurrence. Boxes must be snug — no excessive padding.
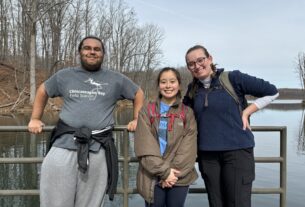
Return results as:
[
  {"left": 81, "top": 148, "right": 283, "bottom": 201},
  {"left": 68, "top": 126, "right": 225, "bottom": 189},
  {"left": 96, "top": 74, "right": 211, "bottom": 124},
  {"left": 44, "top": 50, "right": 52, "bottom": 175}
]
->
[{"left": 0, "top": 98, "right": 304, "bottom": 115}]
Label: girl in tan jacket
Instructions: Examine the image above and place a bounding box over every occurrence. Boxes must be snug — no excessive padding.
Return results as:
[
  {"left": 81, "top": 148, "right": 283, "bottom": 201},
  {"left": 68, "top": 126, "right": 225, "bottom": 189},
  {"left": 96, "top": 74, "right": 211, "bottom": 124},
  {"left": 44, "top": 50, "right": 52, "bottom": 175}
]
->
[{"left": 135, "top": 67, "right": 198, "bottom": 207}]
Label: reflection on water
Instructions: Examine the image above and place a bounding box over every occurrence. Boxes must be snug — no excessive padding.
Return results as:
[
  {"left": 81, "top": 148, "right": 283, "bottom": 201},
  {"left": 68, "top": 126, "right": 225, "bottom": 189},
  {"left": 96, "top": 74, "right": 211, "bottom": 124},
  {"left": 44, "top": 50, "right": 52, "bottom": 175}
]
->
[
  {"left": 297, "top": 110, "right": 305, "bottom": 154},
  {"left": 0, "top": 113, "right": 56, "bottom": 207},
  {"left": 1, "top": 105, "right": 305, "bottom": 207},
  {"left": 251, "top": 106, "right": 305, "bottom": 207},
  {"left": 265, "top": 103, "right": 305, "bottom": 154}
]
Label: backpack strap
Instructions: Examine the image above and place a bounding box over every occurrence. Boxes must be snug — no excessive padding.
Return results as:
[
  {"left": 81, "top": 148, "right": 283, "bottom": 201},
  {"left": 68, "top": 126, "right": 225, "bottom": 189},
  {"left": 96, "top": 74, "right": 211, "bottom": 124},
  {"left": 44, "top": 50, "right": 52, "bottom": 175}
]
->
[
  {"left": 219, "top": 71, "right": 245, "bottom": 115},
  {"left": 167, "top": 104, "right": 187, "bottom": 130},
  {"left": 166, "top": 113, "right": 179, "bottom": 131},
  {"left": 219, "top": 71, "right": 240, "bottom": 105},
  {"left": 147, "top": 102, "right": 160, "bottom": 125},
  {"left": 148, "top": 102, "right": 187, "bottom": 130}
]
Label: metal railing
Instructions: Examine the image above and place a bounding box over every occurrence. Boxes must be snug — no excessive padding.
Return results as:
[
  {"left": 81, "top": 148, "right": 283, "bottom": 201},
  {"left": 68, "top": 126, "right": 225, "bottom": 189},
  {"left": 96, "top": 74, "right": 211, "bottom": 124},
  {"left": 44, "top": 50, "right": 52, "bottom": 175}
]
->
[{"left": 0, "top": 125, "right": 287, "bottom": 207}]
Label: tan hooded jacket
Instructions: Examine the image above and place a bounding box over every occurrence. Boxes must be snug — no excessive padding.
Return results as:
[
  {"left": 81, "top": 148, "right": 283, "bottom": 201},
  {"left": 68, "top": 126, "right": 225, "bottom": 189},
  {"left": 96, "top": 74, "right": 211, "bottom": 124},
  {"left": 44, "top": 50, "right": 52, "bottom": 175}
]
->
[{"left": 134, "top": 98, "right": 198, "bottom": 203}]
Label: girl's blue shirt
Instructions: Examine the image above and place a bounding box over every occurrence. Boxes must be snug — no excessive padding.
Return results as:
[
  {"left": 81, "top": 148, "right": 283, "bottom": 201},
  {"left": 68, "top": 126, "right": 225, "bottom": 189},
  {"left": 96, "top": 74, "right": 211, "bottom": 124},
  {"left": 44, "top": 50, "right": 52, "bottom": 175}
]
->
[{"left": 158, "top": 101, "right": 170, "bottom": 155}]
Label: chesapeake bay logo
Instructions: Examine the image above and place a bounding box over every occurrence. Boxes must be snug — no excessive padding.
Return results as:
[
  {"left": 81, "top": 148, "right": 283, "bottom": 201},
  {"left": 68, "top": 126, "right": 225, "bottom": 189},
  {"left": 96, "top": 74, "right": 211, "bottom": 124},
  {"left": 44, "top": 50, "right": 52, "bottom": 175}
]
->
[{"left": 69, "top": 78, "right": 109, "bottom": 100}]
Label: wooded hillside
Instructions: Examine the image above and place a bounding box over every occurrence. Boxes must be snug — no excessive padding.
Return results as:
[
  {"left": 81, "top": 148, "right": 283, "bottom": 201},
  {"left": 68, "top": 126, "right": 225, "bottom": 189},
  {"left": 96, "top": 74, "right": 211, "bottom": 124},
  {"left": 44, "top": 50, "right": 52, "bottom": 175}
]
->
[{"left": 1, "top": 62, "right": 304, "bottom": 113}]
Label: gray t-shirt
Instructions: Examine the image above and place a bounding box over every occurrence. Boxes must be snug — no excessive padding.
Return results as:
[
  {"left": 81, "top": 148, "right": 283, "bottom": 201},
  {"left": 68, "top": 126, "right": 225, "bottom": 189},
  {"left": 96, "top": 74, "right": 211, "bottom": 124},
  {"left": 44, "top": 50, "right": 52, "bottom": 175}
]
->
[{"left": 45, "top": 66, "right": 139, "bottom": 151}]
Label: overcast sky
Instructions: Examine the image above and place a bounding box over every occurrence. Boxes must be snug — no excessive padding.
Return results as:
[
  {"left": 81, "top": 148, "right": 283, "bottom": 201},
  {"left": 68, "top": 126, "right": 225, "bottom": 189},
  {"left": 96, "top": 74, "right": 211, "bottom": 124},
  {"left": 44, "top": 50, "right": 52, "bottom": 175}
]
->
[{"left": 127, "top": 0, "right": 305, "bottom": 88}]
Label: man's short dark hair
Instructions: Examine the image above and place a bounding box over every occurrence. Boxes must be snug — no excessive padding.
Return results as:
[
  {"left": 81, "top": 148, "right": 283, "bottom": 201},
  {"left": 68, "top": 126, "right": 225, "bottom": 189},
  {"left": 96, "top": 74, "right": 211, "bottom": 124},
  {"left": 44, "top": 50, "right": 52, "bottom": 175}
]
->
[{"left": 78, "top": 36, "right": 105, "bottom": 53}]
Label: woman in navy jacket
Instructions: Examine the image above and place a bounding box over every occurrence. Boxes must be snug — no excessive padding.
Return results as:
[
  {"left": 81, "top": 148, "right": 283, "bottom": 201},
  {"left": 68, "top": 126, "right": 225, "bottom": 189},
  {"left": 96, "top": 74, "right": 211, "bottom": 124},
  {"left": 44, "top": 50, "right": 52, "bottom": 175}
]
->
[{"left": 183, "top": 45, "right": 279, "bottom": 207}]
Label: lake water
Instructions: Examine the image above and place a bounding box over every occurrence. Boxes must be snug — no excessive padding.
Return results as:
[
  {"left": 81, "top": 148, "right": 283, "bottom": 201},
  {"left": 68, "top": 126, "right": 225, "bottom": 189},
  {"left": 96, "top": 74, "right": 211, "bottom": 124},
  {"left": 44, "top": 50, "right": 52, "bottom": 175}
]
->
[{"left": 0, "top": 104, "right": 304, "bottom": 207}]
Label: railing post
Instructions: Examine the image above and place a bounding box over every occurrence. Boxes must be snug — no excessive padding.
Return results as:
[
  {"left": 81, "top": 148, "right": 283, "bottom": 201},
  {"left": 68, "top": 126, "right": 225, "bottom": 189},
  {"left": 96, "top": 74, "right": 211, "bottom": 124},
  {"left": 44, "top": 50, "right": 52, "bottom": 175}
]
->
[
  {"left": 123, "top": 129, "right": 129, "bottom": 207},
  {"left": 280, "top": 127, "right": 287, "bottom": 207}
]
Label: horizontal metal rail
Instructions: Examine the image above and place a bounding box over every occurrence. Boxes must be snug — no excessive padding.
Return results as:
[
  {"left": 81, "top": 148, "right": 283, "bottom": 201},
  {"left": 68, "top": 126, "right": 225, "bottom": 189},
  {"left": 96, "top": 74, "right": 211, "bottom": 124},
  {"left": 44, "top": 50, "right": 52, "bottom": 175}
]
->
[
  {"left": 0, "top": 156, "right": 285, "bottom": 164},
  {"left": 0, "top": 125, "right": 287, "bottom": 207}
]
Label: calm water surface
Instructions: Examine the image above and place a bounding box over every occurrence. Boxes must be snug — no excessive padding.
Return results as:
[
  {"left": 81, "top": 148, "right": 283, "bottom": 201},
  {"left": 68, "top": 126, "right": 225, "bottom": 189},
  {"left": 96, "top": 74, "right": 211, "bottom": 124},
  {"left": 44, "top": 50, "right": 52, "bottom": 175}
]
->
[{"left": 0, "top": 105, "right": 304, "bottom": 207}]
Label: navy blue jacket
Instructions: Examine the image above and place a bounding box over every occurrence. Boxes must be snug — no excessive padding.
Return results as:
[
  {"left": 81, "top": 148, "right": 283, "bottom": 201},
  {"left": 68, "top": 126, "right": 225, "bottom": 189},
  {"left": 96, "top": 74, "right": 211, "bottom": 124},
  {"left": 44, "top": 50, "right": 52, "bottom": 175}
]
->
[{"left": 183, "top": 69, "right": 278, "bottom": 151}]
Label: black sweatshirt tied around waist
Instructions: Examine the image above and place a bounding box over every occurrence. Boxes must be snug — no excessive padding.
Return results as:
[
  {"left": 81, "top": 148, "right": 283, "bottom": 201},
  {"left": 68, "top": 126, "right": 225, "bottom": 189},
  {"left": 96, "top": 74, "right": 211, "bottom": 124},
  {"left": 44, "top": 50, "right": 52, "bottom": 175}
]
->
[{"left": 48, "top": 119, "right": 118, "bottom": 200}]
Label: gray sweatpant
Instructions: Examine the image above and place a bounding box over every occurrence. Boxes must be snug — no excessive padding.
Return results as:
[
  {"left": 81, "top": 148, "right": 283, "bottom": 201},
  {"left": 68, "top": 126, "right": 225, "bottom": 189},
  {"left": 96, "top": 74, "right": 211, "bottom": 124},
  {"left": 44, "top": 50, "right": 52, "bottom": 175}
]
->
[{"left": 40, "top": 147, "right": 108, "bottom": 207}]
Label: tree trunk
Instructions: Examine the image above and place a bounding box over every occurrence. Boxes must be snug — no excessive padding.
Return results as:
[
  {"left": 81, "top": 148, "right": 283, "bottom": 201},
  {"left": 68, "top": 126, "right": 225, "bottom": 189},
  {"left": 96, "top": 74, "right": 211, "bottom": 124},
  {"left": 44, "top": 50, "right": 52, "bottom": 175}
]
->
[{"left": 29, "top": 0, "right": 37, "bottom": 104}]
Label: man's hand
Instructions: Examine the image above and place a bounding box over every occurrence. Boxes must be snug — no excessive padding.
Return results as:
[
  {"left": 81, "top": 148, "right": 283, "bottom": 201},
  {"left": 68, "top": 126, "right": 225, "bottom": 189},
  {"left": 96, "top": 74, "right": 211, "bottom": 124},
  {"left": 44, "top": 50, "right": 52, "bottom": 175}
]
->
[
  {"left": 28, "top": 119, "right": 45, "bottom": 134},
  {"left": 127, "top": 119, "right": 138, "bottom": 132}
]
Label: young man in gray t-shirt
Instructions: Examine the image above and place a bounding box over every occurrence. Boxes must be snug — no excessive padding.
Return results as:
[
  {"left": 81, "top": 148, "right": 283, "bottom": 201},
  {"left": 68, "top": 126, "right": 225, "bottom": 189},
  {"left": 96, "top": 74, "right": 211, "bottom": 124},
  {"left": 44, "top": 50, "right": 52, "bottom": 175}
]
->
[{"left": 28, "top": 36, "right": 144, "bottom": 207}]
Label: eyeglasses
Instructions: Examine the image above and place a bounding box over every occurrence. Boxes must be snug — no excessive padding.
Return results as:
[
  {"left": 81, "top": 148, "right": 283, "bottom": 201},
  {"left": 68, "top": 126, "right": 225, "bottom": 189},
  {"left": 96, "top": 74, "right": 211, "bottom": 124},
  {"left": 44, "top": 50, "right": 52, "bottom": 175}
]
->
[
  {"left": 82, "top": 46, "right": 102, "bottom": 52},
  {"left": 187, "top": 57, "right": 207, "bottom": 70}
]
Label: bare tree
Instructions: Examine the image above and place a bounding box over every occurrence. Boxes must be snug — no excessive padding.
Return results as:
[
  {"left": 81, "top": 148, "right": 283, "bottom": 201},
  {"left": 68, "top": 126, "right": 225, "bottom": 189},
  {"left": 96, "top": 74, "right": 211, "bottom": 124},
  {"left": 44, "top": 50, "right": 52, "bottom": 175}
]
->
[
  {"left": 28, "top": 0, "right": 70, "bottom": 103},
  {"left": 297, "top": 52, "right": 305, "bottom": 90},
  {"left": 38, "top": 12, "right": 51, "bottom": 70},
  {"left": 0, "top": 0, "right": 9, "bottom": 61},
  {"left": 29, "top": 0, "right": 38, "bottom": 104},
  {"left": 47, "top": 1, "right": 69, "bottom": 73},
  {"left": 96, "top": 0, "right": 163, "bottom": 73},
  {"left": 296, "top": 52, "right": 305, "bottom": 106},
  {"left": 1, "top": 0, "right": 165, "bottom": 107},
  {"left": 83, "top": 0, "right": 93, "bottom": 36},
  {"left": 94, "top": 0, "right": 164, "bottom": 98},
  {"left": 62, "top": 0, "right": 83, "bottom": 66},
  {"left": 298, "top": 110, "right": 305, "bottom": 152}
]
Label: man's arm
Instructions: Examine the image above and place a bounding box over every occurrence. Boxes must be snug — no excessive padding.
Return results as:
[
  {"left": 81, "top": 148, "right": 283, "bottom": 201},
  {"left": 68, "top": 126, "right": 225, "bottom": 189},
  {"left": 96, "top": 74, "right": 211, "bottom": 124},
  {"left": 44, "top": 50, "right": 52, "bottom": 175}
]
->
[
  {"left": 127, "top": 88, "right": 144, "bottom": 131},
  {"left": 28, "top": 83, "right": 49, "bottom": 134}
]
